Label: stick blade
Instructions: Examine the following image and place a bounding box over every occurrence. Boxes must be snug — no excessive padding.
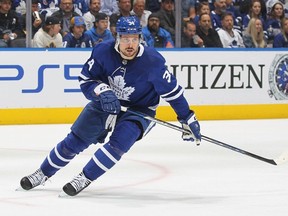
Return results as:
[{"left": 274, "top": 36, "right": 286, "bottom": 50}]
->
[{"left": 274, "top": 151, "right": 288, "bottom": 165}]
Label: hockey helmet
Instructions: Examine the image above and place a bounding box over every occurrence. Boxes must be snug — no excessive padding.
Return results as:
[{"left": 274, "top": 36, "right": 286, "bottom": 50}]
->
[{"left": 116, "top": 16, "right": 142, "bottom": 35}]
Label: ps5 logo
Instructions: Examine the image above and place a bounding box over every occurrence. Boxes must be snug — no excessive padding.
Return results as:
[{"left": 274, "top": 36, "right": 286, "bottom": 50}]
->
[{"left": 0, "top": 64, "right": 83, "bottom": 93}]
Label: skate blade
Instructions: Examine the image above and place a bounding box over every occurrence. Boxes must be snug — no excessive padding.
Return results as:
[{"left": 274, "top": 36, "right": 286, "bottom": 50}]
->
[
  {"left": 15, "top": 186, "right": 26, "bottom": 191},
  {"left": 58, "top": 191, "right": 72, "bottom": 198}
]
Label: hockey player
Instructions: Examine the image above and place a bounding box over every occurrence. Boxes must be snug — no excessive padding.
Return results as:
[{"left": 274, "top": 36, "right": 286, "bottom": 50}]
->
[{"left": 19, "top": 16, "right": 201, "bottom": 196}]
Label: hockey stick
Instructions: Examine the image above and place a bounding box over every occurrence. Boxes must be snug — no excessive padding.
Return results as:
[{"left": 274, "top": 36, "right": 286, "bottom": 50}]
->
[{"left": 121, "top": 107, "right": 288, "bottom": 166}]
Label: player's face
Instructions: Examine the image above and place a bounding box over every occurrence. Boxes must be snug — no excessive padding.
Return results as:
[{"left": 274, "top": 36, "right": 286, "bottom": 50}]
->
[{"left": 119, "top": 34, "right": 140, "bottom": 59}]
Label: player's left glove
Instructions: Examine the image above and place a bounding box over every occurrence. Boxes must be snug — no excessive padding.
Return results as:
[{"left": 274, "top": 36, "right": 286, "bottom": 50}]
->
[
  {"left": 93, "top": 83, "right": 121, "bottom": 114},
  {"left": 179, "top": 111, "right": 201, "bottom": 145}
]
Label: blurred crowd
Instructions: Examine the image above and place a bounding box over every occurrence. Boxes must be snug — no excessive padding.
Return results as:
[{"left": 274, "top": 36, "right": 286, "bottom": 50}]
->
[{"left": 0, "top": 0, "right": 288, "bottom": 48}]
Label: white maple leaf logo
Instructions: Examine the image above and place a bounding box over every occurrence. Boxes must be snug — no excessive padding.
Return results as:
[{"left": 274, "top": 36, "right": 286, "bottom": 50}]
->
[{"left": 108, "top": 75, "right": 135, "bottom": 101}]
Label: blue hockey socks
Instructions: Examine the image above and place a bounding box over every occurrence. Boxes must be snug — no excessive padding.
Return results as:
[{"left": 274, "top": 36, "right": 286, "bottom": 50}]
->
[
  {"left": 83, "top": 143, "right": 122, "bottom": 180},
  {"left": 40, "top": 132, "right": 89, "bottom": 177},
  {"left": 83, "top": 120, "right": 141, "bottom": 181}
]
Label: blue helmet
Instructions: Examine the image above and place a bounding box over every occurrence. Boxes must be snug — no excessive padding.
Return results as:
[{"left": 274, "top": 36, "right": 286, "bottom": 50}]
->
[{"left": 116, "top": 16, "right": 142, "bottom": 35}]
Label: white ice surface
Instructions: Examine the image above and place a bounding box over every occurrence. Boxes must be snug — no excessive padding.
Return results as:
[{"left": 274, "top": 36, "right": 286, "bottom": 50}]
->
[{"left": 0, "top": 119, "right": 288, "bottom": 216}]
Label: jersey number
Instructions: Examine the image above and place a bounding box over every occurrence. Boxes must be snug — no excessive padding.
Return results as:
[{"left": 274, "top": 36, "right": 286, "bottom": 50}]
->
[
  {"left": 163, "top": 70, "right": 171, "bottom": 83},
  {"left": 87, "top": 59, "right": 94, "bottom": 71}
]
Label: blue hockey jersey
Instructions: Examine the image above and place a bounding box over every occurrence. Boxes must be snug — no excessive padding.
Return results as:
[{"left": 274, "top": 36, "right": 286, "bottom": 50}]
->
[
  {"left": 63, "top": 32, "right": 92, "bottom": 48},
  {"left": 79, "top": 40, "right": 191, "bottom": 119}
]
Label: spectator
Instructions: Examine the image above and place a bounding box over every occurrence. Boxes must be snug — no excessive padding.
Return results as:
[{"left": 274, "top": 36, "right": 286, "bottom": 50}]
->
[
  {"left": 85, "top": 12, "right": 113, "bottom": 46},
  {"left": 243, "top": 17, "right": 267, "bottom": 47},
  {"left": 110, "top": 0, "right": 132, "bottom": 37},
  {"left": 156, "top": 0, "right": 175, "bottom": 42},
  {"left": 217, "top": 12, "right": 245, "bottom": 47},
  {"left": 183, "top": 7, "right": 196, "bottom": 23},
  {"left": 239, "top": 0, "right": 267, "bottom": 20},
  {"left": 265, "top": 0, "right": 285, "bottom": 46},
  {"left": 0, "top": 0, "right": 26, "bottom": 47},
  {"left": 242, "top": 0, "right": 266, "bottom": 30},
  {"left": 100, "top": 0, "right": 119, "bottom": 16},
  {"left": 33, "top": 16, "right": 63, "bottom": 47},
  {"left": 21, "top": 0, "right": 45, "bottom": 38},
  {"left": 211, "top": 0, "right": 241, "bottom": 33},
  {"left": 73, "top": 0, "right": 89, "bottom": 16},
  {"left": 193, "top": 1, "right": 211, "bottom": 24},
  {"left": 63, "top": 16, "right": 93, "bottom": 47},
  {"left": 142, "top": 12, "right": 174, "bottom": 47},
  {"left": 182, "top": 0, "right": 196, "bottom": 22},
  {"left": 14, "top": 0, "right": 26, "bottom": 15},
  {"left": 39, "top": 0, "right": 59, "bottom": 10},
  {"left": 196, "top": 0, "right": 214, "bottom": 11},
  {"left": 273, "top": 17, "right": 288, "bottom": 47},
  {"left": 226, "top": 0, "right": 241, "bottom": 18},
  {"left": 51, "top": 0, "right": 81, "bottom": 36},
  {"left": 196, "top": 13, "right": 223, "bottom": 47},
  {"left": 145, "top": 0, "right": 161, "bottom": 12},
  {"left": 181, "top": 20, "right": 204, "bottom": 47},
  {"left": 131, "top": 0, "right": 151, "bottom": 27},
  {"left": 83, "top": 0, "right": 102, "bottom": 30},
  {"left": 38, "top": 0, "right": 60, "bottom": 18},
  {"left": 285, "top": 2, "right": 288, "bottom": 18},
  {"left": 211, "top": 0, "right": 227, "bottom": 30}
]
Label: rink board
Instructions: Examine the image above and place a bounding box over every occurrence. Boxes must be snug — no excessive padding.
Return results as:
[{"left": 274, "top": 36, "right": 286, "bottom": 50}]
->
[
  {"left": 1, "top": 104, "right": 288, "bottom": 125},
  {"left": 1, "top": 48, "right": 288, "bottom": 124}
]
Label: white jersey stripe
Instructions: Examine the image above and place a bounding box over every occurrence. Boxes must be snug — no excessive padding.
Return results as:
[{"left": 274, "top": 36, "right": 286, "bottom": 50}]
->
[
  {"left": 47, "top": 155, "right": 64, "bottom": 169},
  {"left": 54, "top": 147, "right": 72, "bottom": 163},
  {"left": 92, "top": 154, "right": 109, "bottom": 172},
  {"left": 101, "top": 146, "right": 118, "bottom": 164},
  {"left": 161, "top": 83, "right": 179, "bottom": 98},
  {"left": 164, "top": 88, "right": 184, "bottom": 102},
  {"left": 79, "top": 73, "right": 89, "bottom": 80}
]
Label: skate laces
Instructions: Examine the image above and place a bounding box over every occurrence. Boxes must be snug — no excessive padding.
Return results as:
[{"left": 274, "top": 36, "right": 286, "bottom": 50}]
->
[
  {"left": 70, "top": 172, "right": 91, "bottom": 192},
  {"left": 27, "top": 169, "right": 48, "bottom": 187}
]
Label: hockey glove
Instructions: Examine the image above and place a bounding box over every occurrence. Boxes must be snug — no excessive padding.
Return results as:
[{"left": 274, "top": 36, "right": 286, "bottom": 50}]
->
[
  {"left": 94, "top": 83, "right": 121, "bottom": 114},
  {"left": 179, "top": 111, "right": 201, "bottom": 145}
]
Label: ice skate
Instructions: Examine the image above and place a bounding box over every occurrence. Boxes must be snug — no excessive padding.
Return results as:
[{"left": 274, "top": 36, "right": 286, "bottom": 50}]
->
[
  {"left": 20, "top": 169, "right": 48, "bottom": 190},
  {"left": 62, "top": 172, "right": 92, "bottom": 196}
]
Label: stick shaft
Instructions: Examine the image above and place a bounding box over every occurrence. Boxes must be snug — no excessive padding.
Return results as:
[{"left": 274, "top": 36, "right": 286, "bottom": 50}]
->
[{"left": 121, "top": 107, "right": 278, "bottom": 165}]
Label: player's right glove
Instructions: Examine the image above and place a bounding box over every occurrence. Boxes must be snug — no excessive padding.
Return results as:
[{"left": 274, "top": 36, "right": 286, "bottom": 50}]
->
[
  {"left": 93, "top": 83, "right": 121, "bottom": 114},
  {"left": 179, "top": 111, "right": 201, "bottom": 146}
]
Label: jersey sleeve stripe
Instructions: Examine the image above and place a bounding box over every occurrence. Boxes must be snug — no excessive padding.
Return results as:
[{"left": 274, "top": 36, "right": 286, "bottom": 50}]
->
[
  {"left": 160, "top": 83, "right": 179, "bottom": 97},
  {"left": 163, "top": 88, "right": 184, "bottom": 102}
]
